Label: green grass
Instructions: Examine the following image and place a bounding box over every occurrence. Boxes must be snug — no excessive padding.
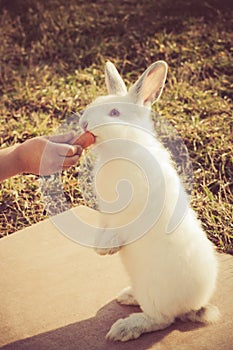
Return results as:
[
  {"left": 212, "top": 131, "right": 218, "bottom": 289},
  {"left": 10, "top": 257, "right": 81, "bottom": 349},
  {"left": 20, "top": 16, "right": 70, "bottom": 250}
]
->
[{"left": 0, "top": 0, "right": 232, "bottom": 253}]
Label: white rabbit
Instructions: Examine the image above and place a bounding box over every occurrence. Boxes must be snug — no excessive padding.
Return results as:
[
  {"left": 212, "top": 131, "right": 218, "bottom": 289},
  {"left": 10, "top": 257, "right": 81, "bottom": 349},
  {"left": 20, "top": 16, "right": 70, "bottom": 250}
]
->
[{"left": 79, "top": 61, "right": 219, "bottom": 342}]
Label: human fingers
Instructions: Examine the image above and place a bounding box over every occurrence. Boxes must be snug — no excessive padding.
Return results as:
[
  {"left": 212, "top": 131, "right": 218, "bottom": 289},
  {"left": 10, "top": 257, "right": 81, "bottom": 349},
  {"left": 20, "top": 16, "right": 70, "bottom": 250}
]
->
[{"left": 62, "top": 154, "right": 81, "bottom": 169}]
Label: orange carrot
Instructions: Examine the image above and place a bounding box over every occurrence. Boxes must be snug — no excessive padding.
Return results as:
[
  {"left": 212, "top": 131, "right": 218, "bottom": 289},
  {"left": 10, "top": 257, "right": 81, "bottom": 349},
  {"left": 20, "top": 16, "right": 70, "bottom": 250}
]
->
[{"left": 73, "top": 131, "right": 95, "bottom": 149}]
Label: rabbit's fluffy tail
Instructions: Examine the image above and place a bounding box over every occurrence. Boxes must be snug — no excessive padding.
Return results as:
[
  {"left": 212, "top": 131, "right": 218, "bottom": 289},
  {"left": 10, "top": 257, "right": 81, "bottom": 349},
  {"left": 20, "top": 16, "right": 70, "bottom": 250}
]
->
[{"left": 180, "top": 304, "right": 220, "bottom": 324}]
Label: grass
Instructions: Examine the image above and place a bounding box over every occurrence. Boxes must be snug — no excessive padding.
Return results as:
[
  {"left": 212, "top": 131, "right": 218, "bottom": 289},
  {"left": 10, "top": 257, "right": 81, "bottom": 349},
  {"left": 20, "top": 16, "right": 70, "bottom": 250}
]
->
[{"left": 0, "top": 0, "right": 232, "bottom": 253}]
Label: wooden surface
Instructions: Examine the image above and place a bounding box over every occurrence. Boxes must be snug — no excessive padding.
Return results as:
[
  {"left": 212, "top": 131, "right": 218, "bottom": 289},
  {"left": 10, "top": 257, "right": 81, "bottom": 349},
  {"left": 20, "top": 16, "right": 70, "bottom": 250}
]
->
[{"left": 0, "top": 206, "right": 232, "bottom": 350}]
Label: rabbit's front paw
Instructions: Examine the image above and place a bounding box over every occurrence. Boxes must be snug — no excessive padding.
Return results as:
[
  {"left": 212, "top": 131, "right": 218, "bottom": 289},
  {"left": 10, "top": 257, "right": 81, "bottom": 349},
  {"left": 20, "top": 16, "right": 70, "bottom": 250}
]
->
[
  {"left": 95, "top": 246, "right": 121, "bottom": 256},
  {"left": 94, "top": 228, "right": 122, "bottom": 255}
]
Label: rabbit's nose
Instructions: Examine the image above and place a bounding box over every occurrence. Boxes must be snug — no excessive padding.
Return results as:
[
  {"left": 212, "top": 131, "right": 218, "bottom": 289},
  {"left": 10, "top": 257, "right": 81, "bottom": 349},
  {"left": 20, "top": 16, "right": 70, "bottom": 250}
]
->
[{"left": 81, "top": 120, "right": 88, "bottom": 131}]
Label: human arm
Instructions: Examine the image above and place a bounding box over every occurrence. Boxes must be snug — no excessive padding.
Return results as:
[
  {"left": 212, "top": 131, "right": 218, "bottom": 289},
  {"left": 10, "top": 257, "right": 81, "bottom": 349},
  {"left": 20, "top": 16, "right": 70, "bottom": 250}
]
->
[{"left": 0, "top": 131, "right": 82, "bottom": 181}]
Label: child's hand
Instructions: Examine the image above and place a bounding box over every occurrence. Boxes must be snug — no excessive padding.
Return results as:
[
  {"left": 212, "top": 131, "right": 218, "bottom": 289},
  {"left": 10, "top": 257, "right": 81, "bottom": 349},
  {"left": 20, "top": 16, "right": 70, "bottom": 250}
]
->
[{"left": 17, "top": 131, "right": 82, "bottom": 176}]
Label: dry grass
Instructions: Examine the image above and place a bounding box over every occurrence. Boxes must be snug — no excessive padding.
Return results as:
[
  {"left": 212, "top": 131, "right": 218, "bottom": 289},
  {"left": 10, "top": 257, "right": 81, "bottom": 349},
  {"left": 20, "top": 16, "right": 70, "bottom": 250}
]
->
[{"left": 0, "top": 0, "right": 232, "bottom": 253}]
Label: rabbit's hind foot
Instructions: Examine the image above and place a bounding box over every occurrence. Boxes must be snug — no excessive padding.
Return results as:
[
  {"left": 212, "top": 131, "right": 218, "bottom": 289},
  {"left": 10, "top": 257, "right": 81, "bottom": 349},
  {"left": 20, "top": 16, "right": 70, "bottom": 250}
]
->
[
  {"left": 106, "top": 312, "right": 174, "bottom": 342},
  {"left": 116, "top": 286, "right": 139, "bottom": 306}
]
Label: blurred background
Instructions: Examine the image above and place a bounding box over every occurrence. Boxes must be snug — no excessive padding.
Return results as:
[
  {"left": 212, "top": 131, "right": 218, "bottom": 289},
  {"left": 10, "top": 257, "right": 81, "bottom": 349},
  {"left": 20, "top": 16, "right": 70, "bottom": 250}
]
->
[{"left": 0, "top": 0, "right": 232, "bottom": 253}]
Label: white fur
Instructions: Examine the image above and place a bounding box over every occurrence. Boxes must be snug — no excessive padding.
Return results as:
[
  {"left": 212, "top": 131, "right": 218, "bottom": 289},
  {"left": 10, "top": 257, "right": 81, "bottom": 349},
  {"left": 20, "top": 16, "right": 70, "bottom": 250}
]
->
[{"left": 79, "top": 61, "right": 219, "bottom": 342}]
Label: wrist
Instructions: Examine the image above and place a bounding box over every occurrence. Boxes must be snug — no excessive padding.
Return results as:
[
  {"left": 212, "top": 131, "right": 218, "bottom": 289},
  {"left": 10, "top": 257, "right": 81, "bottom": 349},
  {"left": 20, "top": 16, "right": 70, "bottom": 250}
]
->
[{"left": 0, "top": 143, "right": 26, "bottom": 181}]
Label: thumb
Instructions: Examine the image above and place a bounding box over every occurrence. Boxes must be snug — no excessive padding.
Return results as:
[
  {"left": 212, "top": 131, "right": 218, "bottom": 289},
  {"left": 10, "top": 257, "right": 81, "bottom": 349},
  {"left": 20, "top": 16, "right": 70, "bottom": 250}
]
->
[{"left": 56, "top": 143, "right": 83, "bottom": 157}]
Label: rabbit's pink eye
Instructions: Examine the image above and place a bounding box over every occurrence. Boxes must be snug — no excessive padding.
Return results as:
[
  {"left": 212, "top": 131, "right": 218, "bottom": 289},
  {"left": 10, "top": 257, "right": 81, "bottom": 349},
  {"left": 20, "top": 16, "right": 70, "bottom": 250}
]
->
[{"left": 109, "top": 108, "right": 120, "bottom": 117}]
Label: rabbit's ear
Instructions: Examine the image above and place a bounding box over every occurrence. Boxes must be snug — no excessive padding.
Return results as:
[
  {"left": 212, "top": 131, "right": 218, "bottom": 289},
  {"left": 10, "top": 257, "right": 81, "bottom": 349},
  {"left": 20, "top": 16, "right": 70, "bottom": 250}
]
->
[
  {"left": 129, "top": 61, "right": 168, "bottom": 106},
  {"left": 105, "top": 61, "right": 127, "bottom": 96}
]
